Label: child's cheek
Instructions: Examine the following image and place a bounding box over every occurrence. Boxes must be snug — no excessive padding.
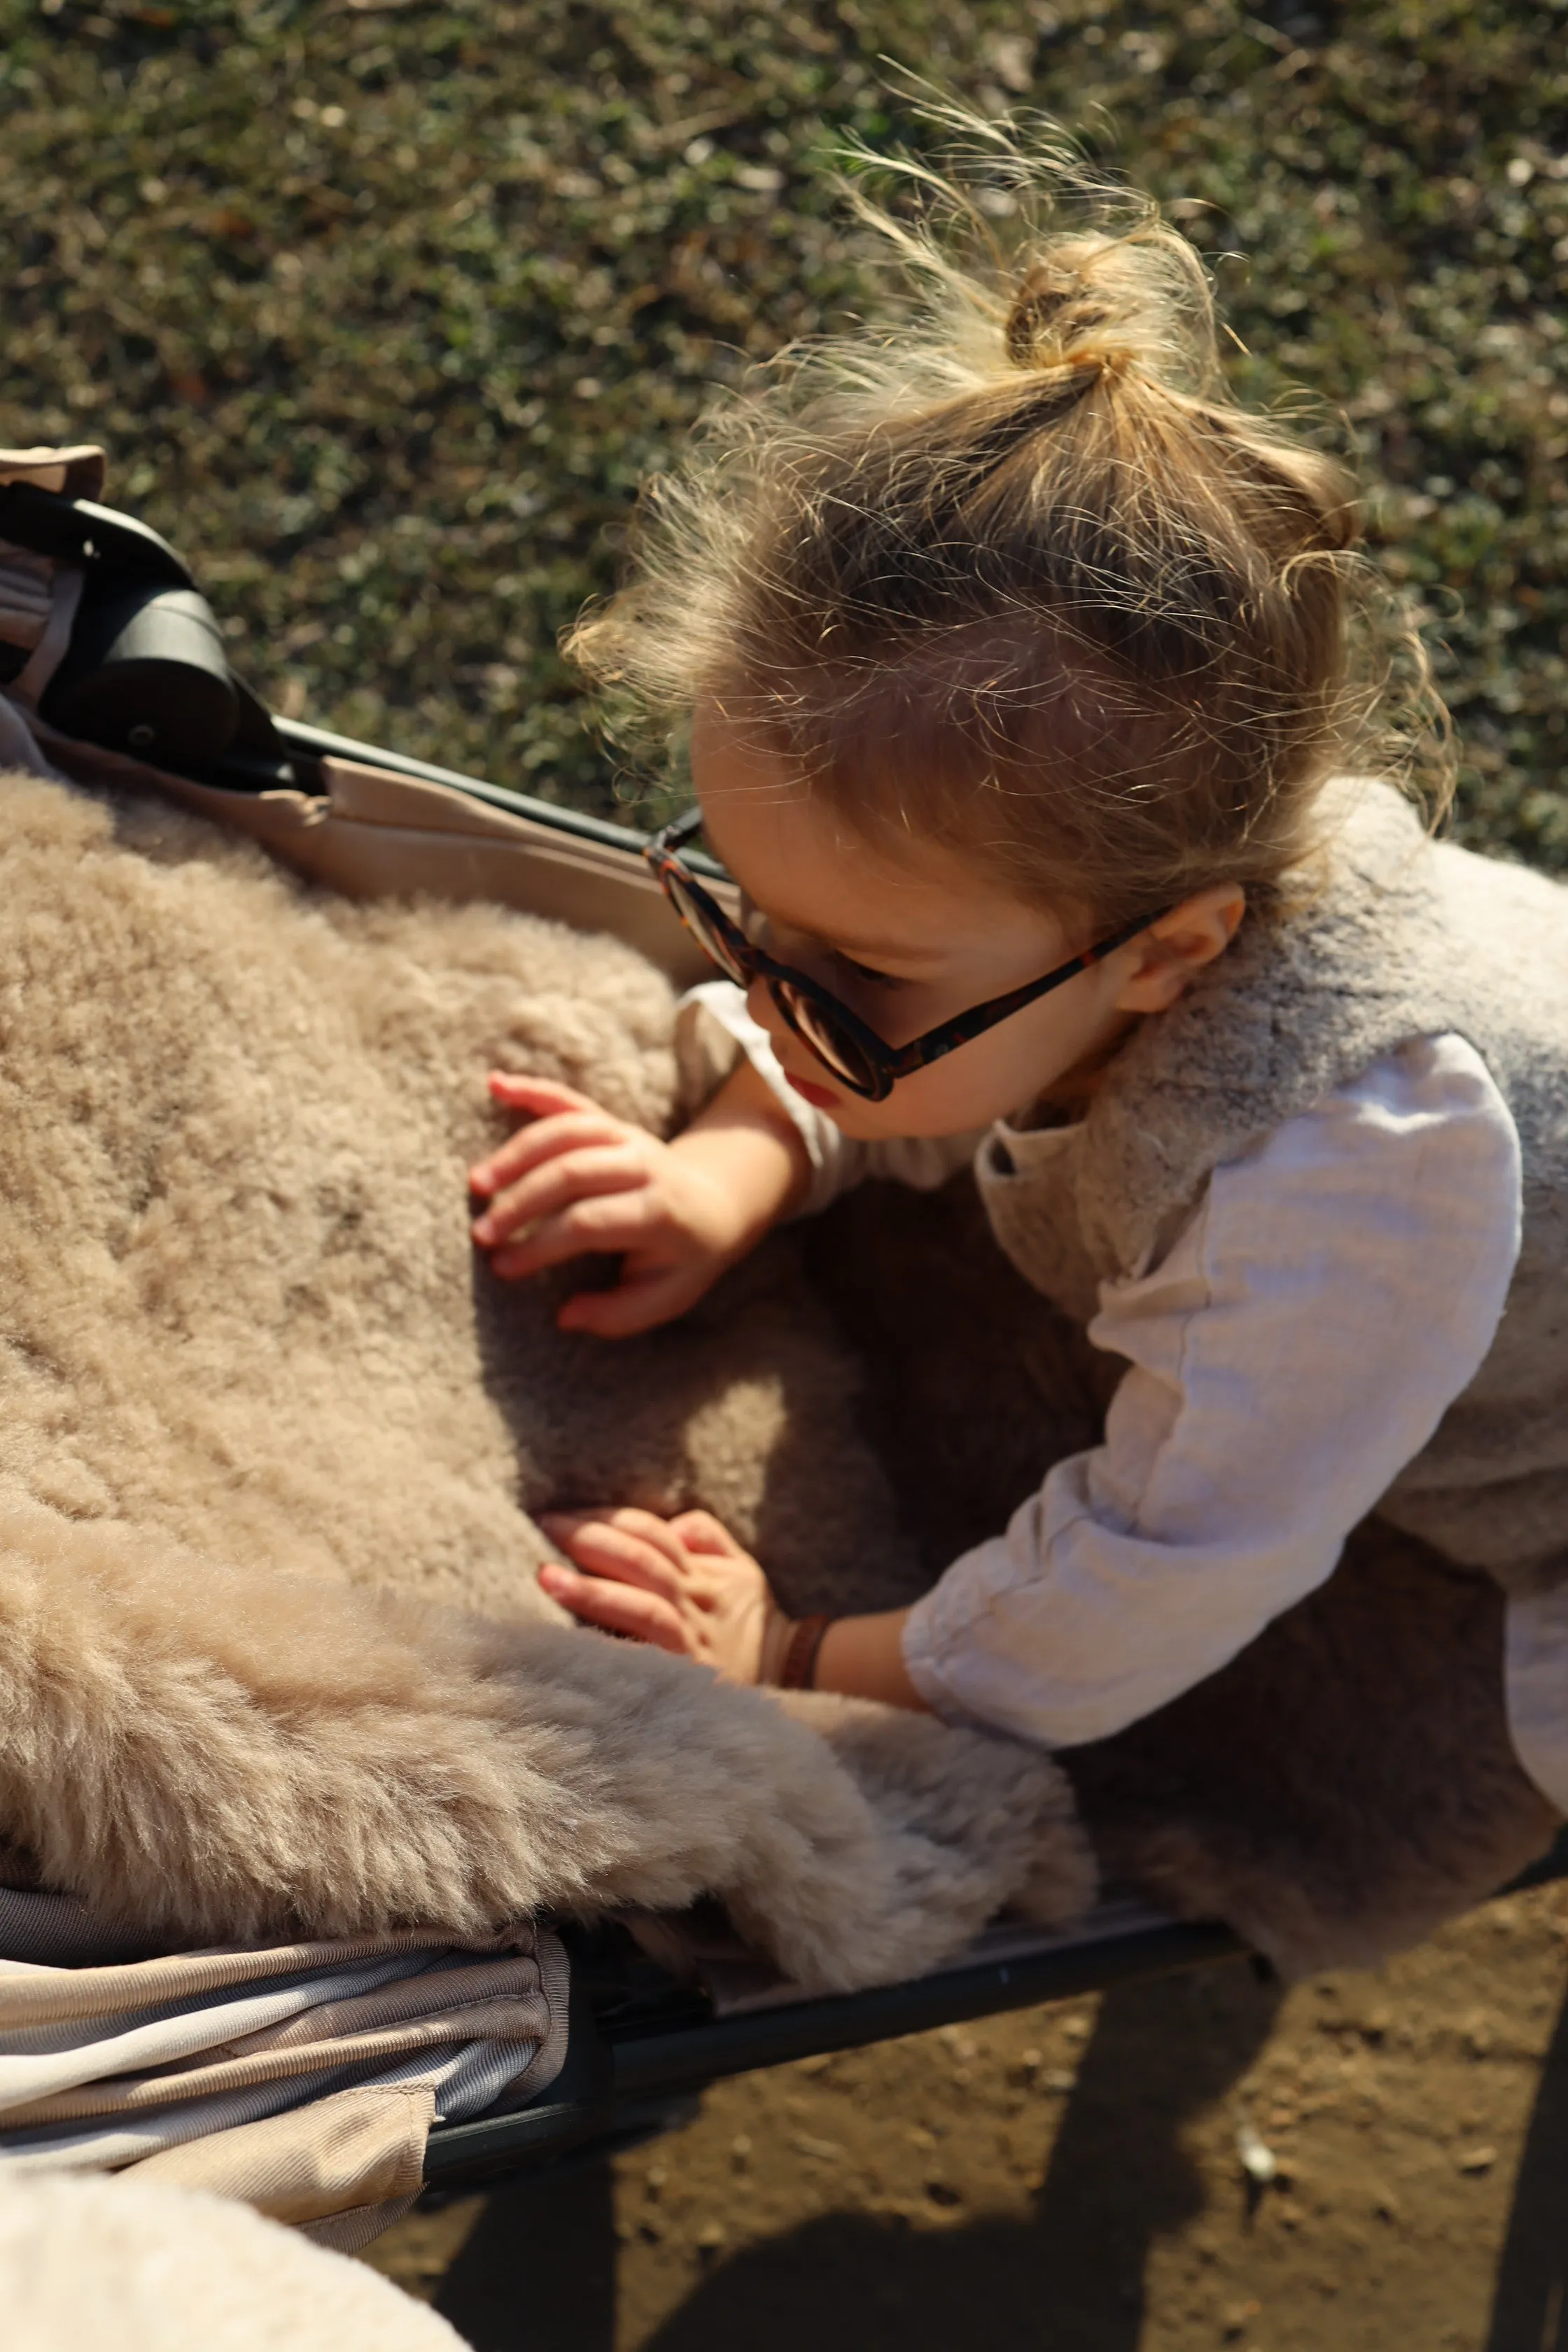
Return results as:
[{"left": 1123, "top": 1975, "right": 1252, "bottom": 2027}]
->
[{"left": 872, "top": 1051, "right": 1021, "bottom": 1140}]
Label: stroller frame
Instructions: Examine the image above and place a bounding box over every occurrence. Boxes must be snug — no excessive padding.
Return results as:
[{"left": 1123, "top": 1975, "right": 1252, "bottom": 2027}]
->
[{"left": 5, "top": 465, "right": 1564, "bottom": 2192}]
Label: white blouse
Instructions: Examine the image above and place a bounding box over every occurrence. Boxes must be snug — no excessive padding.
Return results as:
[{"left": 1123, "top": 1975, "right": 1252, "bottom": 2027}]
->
[{"left": 677, "top": 983, "right": 1563, "bottom": 1802}]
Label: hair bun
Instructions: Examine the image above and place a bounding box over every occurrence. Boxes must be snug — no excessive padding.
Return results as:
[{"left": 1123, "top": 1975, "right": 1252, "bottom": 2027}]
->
[
  {"left": 1004, "top": 260, "right": 1116, "bottom": 371},
  {"left": 1006, "top": 255, "right": 1142, "bottom": 378}
]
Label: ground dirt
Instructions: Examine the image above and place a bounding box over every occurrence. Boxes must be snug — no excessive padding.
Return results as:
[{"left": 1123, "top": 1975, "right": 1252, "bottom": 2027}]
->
[
  {"left": 365, "top": 1879, "right": 1568, "bottom": 2351},
  {"left": 3, "top": 1, "right": 1563, "bottom": 861}
]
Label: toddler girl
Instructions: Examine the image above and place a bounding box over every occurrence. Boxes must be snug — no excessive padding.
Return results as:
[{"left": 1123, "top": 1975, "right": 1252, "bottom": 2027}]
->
[{"left": 469, "top": 129, "right": 1568, "bottom": 1809}]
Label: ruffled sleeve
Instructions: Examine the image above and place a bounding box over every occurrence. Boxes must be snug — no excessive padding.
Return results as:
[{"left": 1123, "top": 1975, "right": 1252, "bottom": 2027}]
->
[{"left": 674, "top": 979, "right": 979, "bottom": 1217}]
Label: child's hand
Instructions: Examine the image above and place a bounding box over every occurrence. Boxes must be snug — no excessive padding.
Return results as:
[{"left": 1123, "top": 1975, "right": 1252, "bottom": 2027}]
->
[
  {"left": 470, "top": 1074, "right": 758, "bottom": 1338},
  {"left": 537, "top": 1506, "right": 774, "bottom": 1684}
]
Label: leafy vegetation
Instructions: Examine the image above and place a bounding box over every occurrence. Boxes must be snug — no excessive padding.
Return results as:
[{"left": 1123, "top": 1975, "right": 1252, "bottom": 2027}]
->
[{"left": 1, "top": 0, "right": 1564, "bottom": 857}]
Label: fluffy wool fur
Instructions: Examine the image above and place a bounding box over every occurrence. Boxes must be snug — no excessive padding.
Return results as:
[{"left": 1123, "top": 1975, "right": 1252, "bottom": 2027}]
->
[
  {"left": 0, "top": 764, "right": 1091, "bottom": 1989},
  {"left": 1, "top": 756, "right": 1558, "bottom": 1990},
  {"left": 0, "top": 2170, "right": 466, "bottom": 2352}
]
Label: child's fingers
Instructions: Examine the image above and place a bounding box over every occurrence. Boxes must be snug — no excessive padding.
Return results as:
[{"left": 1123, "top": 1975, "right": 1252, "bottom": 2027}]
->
[
  {"left": 542, "top": 1504, "right": 693, "bottom": 1569},
  {"left": 537, "top": 1560, "right": 690, "bottom": 1653},
  {"left": 472, "top": 1145, "right": 647, "bottom": 1245},
  {"left": 485, "top": 1194, "right": 657, "bottom": 1280},
  {"left": 486, "top": 1072, "right": 601, "bottom": 1115},
  {"left": 557, "top": 1266, "right": 706, "bottom": 1339},
  {"left": 667, "top": 1508, "right": 750, "bottom": 1560},
  {"left": 538, "top": 1508, "right": 689, "bottom": 1597},
  {"left": 469, "top": 1110, "right": 626, "bottom": 1198}
]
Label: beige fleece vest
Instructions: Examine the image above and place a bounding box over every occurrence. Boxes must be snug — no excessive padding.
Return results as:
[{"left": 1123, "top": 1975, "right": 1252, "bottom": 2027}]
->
[{"left": 973, "top": 782, "right": 1568, "bottom": 1596}]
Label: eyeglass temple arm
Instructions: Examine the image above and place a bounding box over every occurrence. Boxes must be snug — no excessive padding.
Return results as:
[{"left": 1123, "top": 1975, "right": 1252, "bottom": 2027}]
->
[
  {"left": 649, "top": 805, "right": 706, "bottom": 854},
  {"left": 872, "top": 903, "right": 1176, "bottom": 1080}
]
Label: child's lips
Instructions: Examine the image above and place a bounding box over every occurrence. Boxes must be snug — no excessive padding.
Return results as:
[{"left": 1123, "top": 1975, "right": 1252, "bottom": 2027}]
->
[{"left": 785, "top": 1072, "right": 840, "bottom": 1110}]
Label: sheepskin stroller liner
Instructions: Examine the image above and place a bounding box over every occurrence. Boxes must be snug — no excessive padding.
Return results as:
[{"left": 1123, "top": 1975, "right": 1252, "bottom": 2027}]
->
[
  {"left": 125, "top": 715, "right": 1568, "bottom": 2197},
  {"left": 4, "top": 465, "right": 1566, "bottom": 2197},
  {"left": 12, "top": 715, "right": 1568, "bottom": 2199}
]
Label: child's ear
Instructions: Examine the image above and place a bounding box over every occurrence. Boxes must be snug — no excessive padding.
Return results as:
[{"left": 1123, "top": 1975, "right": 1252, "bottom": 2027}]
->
[{"left": 1112, "top": 885, "right": 1245, "bottom": 1016}]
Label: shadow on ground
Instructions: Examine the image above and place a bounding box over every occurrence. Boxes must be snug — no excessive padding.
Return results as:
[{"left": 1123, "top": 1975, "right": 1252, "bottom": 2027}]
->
[
  {"left": 1485, "top": 1980, "right": 1568, "bottom": 2352},
  {"left": 433, "top": 1962, "right": 1284, "bottom": 2352},
  {"left": 433, "top": 2160, "right": 617, "bottom": 2351}
]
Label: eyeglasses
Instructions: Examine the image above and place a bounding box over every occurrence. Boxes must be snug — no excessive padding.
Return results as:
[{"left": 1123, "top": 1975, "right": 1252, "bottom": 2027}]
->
[{"left": 644, "top": 806, "right": 1165, "bottom": 1104}]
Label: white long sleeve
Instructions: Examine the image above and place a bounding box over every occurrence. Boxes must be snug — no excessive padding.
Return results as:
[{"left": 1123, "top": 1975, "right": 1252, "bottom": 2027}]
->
[
  {"left": 674, "top": 979, "right": 979, "bottom": 1212},
  {"left": 901, "top": 1034, "right": 1524, "bottom": 1749}
]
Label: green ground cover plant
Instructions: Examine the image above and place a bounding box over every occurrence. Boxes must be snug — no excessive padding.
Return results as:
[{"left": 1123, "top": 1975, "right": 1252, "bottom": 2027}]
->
[{"left": 1, "top": 0, "right": 1564, "bottom": 858}]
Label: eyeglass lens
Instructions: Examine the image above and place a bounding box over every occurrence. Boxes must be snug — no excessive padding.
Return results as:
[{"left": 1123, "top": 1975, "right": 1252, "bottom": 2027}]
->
[
  {"left": 662, "top": 858, "right": 881, "bottom": 1095},
  {"left": 773, "top": 981, "right": 879, "bottom": 1093},
  {"left": 666, "top": 871, "right": 750, "bottom": 987}
]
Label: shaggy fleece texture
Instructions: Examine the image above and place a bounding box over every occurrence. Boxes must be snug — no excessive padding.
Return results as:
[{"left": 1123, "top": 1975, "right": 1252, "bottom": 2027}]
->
[
  {"left": 0, "top": 763, "right": 1093, "bottom": 1988},
  {"left": 0, "top": 2169, "right": 465, "bottom": 2352},
  {"left": 1, "top": 755, "right": 1555, "bottom": 1989}
]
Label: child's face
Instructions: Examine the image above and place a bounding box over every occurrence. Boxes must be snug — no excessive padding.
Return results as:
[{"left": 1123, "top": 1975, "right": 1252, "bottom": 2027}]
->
[{"left": 691, "top": 708, "right": 1241, "bottom": 1142}]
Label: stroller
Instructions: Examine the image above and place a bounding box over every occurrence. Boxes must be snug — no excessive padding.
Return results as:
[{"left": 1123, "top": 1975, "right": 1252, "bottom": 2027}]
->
[{"left": 4, "top": 460, "right": 1564, "bottom": 2199}]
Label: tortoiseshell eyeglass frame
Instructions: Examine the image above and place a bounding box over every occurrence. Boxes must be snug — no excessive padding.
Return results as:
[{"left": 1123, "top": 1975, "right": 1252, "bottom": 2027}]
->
[{"left": 644, "top": 806, "right": 1168, "bottom": 1105}]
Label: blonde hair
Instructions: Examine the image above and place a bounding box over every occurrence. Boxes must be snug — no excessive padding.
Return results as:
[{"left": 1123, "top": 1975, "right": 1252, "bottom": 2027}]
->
[{"left": 566, "top": 110, "right": 1449, "bottom": 924}]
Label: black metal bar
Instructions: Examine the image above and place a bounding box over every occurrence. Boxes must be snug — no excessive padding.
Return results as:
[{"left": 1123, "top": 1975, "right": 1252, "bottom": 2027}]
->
[
  {"left": 608, "top": 1917, "right": 1245, "bottom": 2106},
  {"left": 421, "top": 1916, "right": 1243, "bottom": 2193},
  {"left": 421, "top": 1828, "right": 1568, "bottom": 2194}
]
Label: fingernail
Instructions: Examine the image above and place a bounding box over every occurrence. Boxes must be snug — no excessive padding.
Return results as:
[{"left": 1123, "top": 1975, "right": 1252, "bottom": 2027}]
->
[
  {"left": 538, "top": 1562, "right": 569, "bottom": 1592},
  {"left": 471, "top": 1217, "right": 494, "bottom": 1244}
]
